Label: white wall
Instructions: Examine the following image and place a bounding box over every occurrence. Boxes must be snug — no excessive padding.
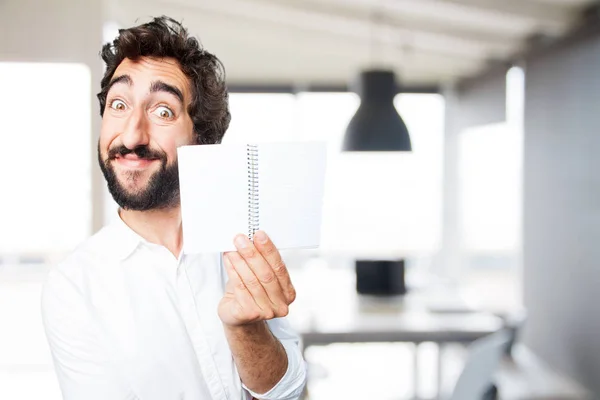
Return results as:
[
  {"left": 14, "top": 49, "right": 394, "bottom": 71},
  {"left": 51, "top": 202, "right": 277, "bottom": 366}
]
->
[{"left": 523, "top": 30, "right": 600, "bottom": 395}]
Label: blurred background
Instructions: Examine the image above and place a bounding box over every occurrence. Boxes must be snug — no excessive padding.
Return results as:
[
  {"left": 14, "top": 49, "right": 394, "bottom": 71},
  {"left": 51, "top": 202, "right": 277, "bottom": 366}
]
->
[{"left": 0, "top": 0, "right": 598, "bottom": 399}]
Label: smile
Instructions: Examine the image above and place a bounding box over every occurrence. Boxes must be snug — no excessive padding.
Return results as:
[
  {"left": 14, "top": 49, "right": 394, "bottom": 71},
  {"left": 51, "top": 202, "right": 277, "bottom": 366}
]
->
[{"left": 113, "top": 155, "right": 160, "bottom": 169}]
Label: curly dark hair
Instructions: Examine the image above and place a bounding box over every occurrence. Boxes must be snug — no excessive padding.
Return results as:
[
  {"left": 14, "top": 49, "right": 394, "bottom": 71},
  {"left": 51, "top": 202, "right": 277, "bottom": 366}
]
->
[{"left": 97, "top": 16, "right": 230, "bottom": 145}]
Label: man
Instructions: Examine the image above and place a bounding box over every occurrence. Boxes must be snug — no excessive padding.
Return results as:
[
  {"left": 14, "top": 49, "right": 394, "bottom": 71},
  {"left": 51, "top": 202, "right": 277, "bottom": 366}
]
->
[{"left": 41, "top": 16, "right": 307, "bottom": 400}]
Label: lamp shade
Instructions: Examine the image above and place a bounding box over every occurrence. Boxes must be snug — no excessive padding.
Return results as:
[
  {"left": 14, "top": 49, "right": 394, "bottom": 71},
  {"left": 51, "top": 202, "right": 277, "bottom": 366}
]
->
[{"left": 342, "top": 70, "right": 412, "bottom": 151}]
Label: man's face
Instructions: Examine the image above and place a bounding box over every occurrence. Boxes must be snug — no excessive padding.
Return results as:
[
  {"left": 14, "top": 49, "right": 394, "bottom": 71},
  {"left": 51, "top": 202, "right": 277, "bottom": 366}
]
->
[{"left": 98, "top": 57, "right": 195, "bottom": 210}]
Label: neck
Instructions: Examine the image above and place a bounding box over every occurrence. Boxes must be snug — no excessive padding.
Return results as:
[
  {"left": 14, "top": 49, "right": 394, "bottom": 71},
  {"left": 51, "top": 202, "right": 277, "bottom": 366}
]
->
[{"left": 119, "top": 206, "right": 183, "bottom": 258}]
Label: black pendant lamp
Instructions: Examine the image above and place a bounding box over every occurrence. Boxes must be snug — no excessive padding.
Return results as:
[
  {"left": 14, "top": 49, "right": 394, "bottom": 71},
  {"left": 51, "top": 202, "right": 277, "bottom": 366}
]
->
[
  {"left": 342, "top": 69, "right": 412, "bottom": 152},
  {"left": 343, "top": 69, "right": 412, "bottom": 296}
]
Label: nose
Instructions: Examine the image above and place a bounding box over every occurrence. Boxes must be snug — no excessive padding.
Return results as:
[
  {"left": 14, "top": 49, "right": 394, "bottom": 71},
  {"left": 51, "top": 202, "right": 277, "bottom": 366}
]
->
[{"left": 120, "top": 107, "right": 150, "bottom": 150}]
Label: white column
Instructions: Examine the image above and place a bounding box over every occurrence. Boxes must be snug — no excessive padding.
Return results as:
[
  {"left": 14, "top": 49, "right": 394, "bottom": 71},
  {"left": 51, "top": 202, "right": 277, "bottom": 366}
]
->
[{"left": 435, "top": 84, "right": 464, "bottom": 281}]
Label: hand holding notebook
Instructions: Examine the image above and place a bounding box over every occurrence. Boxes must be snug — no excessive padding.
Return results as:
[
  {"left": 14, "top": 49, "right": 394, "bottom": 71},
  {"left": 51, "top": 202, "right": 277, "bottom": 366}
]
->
[{"left": 177, "top": 141, "right": 328, "bottom": 254}]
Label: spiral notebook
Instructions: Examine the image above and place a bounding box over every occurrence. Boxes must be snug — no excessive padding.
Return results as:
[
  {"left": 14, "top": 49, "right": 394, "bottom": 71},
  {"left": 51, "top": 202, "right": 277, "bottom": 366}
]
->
[{"left": 177, "top": 141, "right": 328, "bottom": 254}]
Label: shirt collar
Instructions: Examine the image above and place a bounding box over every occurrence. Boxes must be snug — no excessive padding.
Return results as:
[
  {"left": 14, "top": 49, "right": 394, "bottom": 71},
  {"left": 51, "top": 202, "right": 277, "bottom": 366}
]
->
[{"left": 108, "top": 210, "right": 147, "bottom": 261}]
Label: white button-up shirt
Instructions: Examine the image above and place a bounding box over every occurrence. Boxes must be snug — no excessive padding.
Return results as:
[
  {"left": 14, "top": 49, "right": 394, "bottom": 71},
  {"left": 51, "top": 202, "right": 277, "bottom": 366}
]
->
[{"left": 41, "top": 215, "right": 307, "bottom": 400}]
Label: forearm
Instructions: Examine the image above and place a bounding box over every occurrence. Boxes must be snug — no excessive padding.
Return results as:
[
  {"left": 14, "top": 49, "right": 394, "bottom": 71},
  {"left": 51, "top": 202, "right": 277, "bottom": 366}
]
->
[{"left": 224, "top": 321, "right": 288, "bottom": 395}]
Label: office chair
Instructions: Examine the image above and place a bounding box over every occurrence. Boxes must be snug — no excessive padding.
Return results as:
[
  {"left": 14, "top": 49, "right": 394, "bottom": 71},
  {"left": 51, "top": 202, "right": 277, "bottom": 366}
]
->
[{"left": 448, "top": 329, "right": 511, "bottom": 400}]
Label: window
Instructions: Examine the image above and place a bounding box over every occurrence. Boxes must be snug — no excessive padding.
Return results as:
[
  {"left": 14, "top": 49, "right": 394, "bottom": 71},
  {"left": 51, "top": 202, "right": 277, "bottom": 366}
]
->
[
  {"left": 223, "top": 93, "right": 297, "bottom": 144},
  {"left": 458, "top": 67, "right": 524, "bottom": 259},
  {"left": 456, "top": 67, "right": 525, "bottom": 311},
  {"left": 459, "top": 123, "right": 522, "bottom": 254},
  {"left": 226, "top": 92, "right": 445, "bottom": 259},
  {"left": 0, "top": 62, "right": 92, "bottom": 259}
]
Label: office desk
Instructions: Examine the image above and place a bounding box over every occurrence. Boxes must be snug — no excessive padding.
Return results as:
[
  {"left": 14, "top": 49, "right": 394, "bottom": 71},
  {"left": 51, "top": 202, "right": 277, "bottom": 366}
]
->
[
  {"left": 288, "top": 265, "right": 504, "bottom": 398},
  {"left": 300, "top": 309, "right": 503, "bottom": 345}
]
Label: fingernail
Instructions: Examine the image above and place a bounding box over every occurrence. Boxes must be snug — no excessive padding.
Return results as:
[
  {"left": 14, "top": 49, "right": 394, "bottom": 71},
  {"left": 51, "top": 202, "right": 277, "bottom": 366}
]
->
[
  {"left": 254, "top": 230, "right": 268, "bottom": 244},
  {"left": 235, "top": 234, "right": 248, "bottom": 249}
]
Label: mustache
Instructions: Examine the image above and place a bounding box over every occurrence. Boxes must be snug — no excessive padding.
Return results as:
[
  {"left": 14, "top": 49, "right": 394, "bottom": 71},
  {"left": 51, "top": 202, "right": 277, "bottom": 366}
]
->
[{"left": 107, "top": 145, "right": 166, "bottom": 161}]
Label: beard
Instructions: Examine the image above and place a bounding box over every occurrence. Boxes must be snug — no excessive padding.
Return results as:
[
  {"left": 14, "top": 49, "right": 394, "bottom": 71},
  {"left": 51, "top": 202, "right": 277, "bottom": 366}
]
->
[{"left": 98, "top": 142, "right": 180, "bottom": 211}]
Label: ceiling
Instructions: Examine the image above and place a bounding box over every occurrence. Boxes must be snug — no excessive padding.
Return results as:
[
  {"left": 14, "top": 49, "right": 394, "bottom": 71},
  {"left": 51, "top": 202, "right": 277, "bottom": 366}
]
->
[{"left": 107, "top": 0, "right": 596, "bottom": 89}]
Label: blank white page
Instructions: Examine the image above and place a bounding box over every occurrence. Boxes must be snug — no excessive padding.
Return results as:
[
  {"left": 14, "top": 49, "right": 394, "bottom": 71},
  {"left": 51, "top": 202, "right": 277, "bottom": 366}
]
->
[
  {"left": 258, "top": 142, "right": 328, "bottom": 249},
  {"left": 178, "top": 144, "right": 248, "bottom": 253}
]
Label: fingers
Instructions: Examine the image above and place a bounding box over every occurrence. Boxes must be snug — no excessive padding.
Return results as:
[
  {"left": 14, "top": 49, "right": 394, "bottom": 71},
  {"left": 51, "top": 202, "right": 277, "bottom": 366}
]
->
[
  {"left": 220, "top": 231, "right": 297, "bottom": 327},
  {"left": 222, "top": 252, "right": 244, "bottom": 293},
  {"left": 222, "top": 253, "right": 262, "bottom": 324},
  {"left": 226, "top": 233, "right": 293, "bottom": 315},
  {"left": 232, "top": 235, "right": 289, "bottom": 316},
  {"left": 252, "top": 231, "right": 296, "bottom": 304},
  {"left": 225, "top": 250, "right": 274, "bottom": 314}
]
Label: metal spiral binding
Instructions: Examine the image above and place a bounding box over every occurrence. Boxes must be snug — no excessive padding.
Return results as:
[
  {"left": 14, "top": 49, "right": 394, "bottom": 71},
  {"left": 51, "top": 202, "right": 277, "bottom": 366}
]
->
[{"left": 247, "top": 144, "right": 260, "bottom": 241}]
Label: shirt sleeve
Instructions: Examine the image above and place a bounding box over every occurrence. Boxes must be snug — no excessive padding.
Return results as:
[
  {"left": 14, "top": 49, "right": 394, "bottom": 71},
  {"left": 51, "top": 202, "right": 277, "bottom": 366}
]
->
[
  {"left": 242, "top": 317, "right": 308, "bottom": 400},
  {"left": 41, "top": 269, "right": 136, "bottom": 400}
]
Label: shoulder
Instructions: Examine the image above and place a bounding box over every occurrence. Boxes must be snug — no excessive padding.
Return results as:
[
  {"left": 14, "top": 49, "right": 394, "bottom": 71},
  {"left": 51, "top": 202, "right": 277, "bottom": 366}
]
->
[{"left": 43, "top": 225, "right": 120, "bottom": 296}]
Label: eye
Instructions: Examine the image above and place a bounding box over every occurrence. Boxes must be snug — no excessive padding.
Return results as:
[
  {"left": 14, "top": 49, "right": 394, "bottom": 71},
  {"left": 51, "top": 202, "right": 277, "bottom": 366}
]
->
[
  {"left": 109, "top": 99, "right": 127, "bottom": 111},
  {"left": 154, "top": 106, "right": 174, "bottom": 119}
]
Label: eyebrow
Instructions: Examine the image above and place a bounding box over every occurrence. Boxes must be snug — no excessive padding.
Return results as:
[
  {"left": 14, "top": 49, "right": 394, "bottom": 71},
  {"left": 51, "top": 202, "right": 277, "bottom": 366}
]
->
[
  {"left": 106, "top": 74, "right": 132, "bottom": 93},
  {"left": 106, "top": 75, "right": 184, "bottom": 105},
  {"left": 150, "top": 80, "right": 184, "bottom": 104}
]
